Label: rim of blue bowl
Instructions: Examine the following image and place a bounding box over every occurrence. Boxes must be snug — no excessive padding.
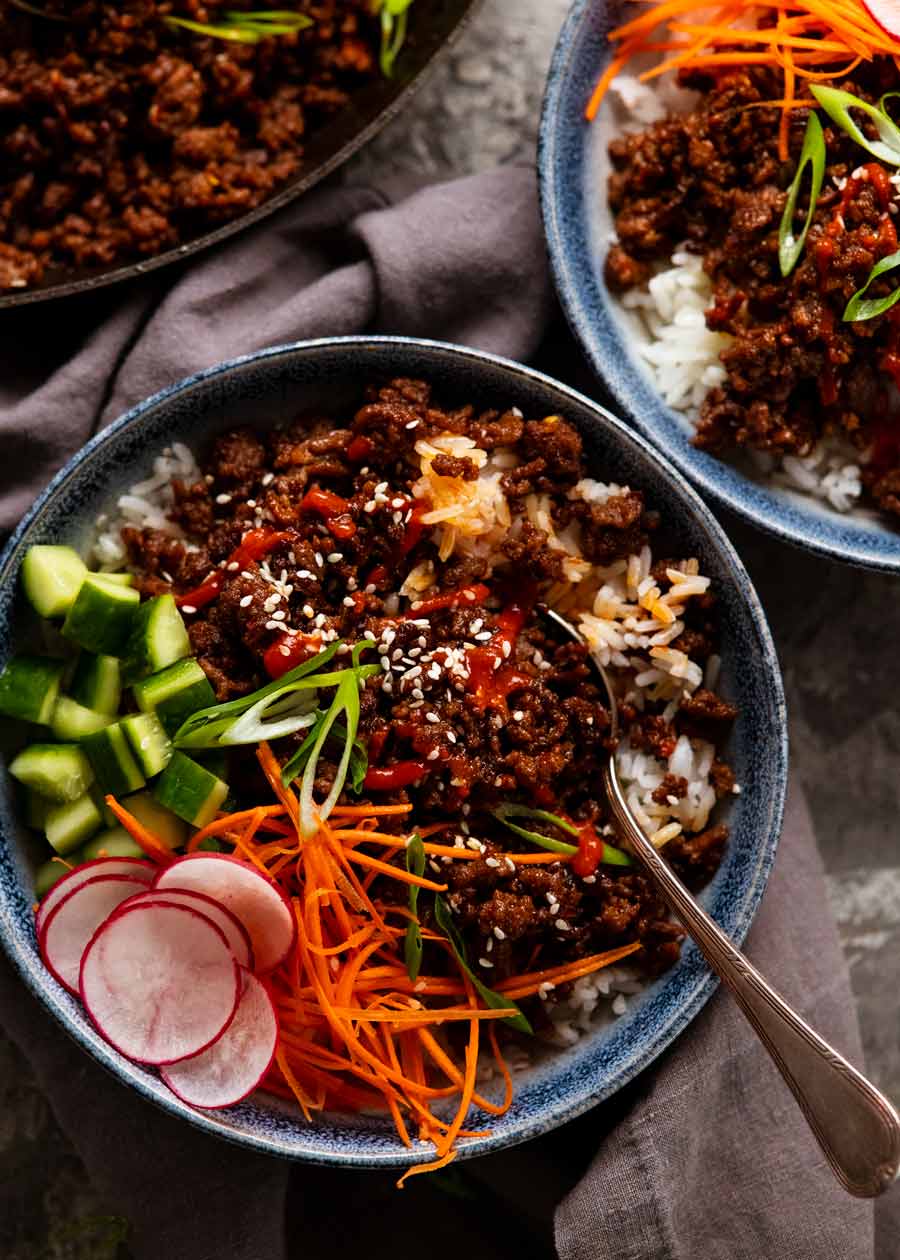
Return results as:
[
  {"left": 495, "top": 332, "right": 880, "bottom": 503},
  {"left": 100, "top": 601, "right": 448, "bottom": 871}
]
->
[
  {"left": 538, "top": 0, "right": 900, "bottom": 574},
  {"left": 0, "top": 335, "right": 787, "bottom": 1166}
]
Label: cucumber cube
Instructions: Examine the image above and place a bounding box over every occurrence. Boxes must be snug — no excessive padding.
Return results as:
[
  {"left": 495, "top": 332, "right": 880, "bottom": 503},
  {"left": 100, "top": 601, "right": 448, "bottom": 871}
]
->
[
  {"left": 154, "top": 752, "right": 228, "bottom": 828},
  {"left": 21, "top": 545, "right": 87, "bottom": 618},
  {"left": 45, "top": 793, "right": 103, "bottom": 855},
  {"left": 82, "top": 723, "right": 146, "bottom": 797},
  {"left": 9, "top": 744, "right": 94, "bottom": 803},
  {"left": 121, "top": 789, "right": 188, "bottom": 850},
  {"left": 34, "top": 858, "right": 79, "bottom": 898},
  {"left": 133, "top": 658, "right": 216, "bottom": 738},
  {"left": 62, "top": 575, "right": 140, "bottom": 656},
  {"left": 51, "top": 696, "right": 114, "bottom": 742},
  {"left": 92, "top": 572, "right": 134, "bottom": 587},
  {"left": 0, "top": 655, "right": 65, "bottom": 725},
  {"left": 70, "top": 654, "right": 121, "bottom": 715},
  {"left": 123, "top": 594, "right": 190, "bottom": 684},
  {"left": 82, "top": 827, "right": 145, "bottom": 860},
  {"left": 122, "top": 712, "right": 172, "bottom": 777}
]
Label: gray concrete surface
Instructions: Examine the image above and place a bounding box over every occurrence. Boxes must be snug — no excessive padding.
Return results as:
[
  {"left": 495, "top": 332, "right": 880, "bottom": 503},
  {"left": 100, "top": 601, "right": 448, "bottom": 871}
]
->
[{"left": 3, "top": 2, "right": 897, "bottom": 1254}]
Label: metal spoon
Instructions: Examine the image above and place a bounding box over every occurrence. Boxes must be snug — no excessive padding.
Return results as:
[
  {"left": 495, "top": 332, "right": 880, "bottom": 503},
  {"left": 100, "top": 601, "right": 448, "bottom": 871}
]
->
[{"left": 538, "top": 603, "right": 900, "bottom": 1198}]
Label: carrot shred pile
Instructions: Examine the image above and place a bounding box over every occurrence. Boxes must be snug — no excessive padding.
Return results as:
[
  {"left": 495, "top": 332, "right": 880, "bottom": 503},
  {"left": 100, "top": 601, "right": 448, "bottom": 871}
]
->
[
  {"left": 586, "top": 0, "right": 900, "bottom": 159},
  {"left": 177, "top": 744, "right": 643, "bottom": 1183}
]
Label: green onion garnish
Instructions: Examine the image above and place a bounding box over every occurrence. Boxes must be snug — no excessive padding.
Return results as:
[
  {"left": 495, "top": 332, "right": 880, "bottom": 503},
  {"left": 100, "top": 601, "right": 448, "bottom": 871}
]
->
[
  {"left": 433, "top": 894, "right": 532, "bottom": 1034},
  {"left": 8, "top": 0, "right": 70, "bottom": 20},
  {"left": 778, "top": 112, "right": 825, "bottom": 278},
  {"left": 843, "top": 248, "right": 900, "bottom": 321},
  {"left": 296, "top": 642, "right": 376, "bottom": 838},
  {"left": 493, "top": 803, "right": 631, "bottom": 867},
  {"left": 404, "top": 832, "right": 425, "bottom": 981},
  {"left": 373, "top": 0, "right": 414, "bottom": 77},
  {"left": 164, "top": 9, "right": 313, "bottom": 44},
  {"left": 810, "top": 84, "right": 900, "bottom": 167},
  {"left": 279, "top": 712, "right": 368, "bottom": 794}
]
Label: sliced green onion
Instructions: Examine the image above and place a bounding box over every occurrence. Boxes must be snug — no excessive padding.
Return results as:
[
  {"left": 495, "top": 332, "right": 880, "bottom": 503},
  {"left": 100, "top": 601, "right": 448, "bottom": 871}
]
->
[
  {"left": 843, "top": 248, "right": 900, "bottom": 321},
  {"left": 493, "top": 802, "right": 631, "bottom": 866},
  {"left": 8, "top": 0, "right": 71, "bottom": 21},
  {"left": 173, "top": 641, "right": 343, "bottom": 748},
  {"left": 433, "top": 895, "right": 531, "bottom": 1034},
  {"left": 493, "top": 803, "right": 578, "bottom": 855},
  {"left": 280, "top": 712, "right": 368, "bottom": 793},
  {"left": 779, "top": 112, "right": 825, "bottom": 278},
  {"left": 404, "top": 833, "right": 425, "bottom": 981},
  {"left": 297, "top": 646, "right": 377, "bottom": 838},
  {"left": 373, "top": 0, "right": 414, "bottom": 77},
  {"left": 165, "top": 9, "right": 313, "bottom": 43},
  {"left": 218, "top": 690, "right": 318, "bottom": 746},
  {"left": 810, "top": 84, "right": 900, "bottom": 167}
]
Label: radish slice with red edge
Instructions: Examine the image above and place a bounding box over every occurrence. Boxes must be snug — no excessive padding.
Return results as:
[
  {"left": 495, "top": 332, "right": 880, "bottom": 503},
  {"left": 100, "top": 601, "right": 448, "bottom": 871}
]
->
[
  {"left": 36, "top": 857, "right": 154, "bottom": 937},
  {"left": 161, "top": 969, "right": 278, "bottom": 1109},
  {"left": 80, "top": 902, "right": 240, "bottom": 1064},
  {"left": 862, "top": 0, "right": 900, "bottom": 38},
  {"left": 110, "top": 886, "right": 255, "bottom": 971},
  {"left": 153, "top": 854, "right": 295, "bottom": 973},
  {"left": 40, "top": 874, "right": 151, "bottom": 995}
]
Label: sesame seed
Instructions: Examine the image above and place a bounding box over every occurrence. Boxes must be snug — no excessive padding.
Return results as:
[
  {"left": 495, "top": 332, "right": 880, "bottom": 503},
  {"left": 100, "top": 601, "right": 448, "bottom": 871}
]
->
[
  {"left": 261, "top": 472, "right": 274, "bottom": 486},
  {"left": 391, "top": 498, "right": 405, "bottom": 509},
  {"left": 380, "top": 656, "right": 391, "bottom": 670},
  {"left": 265, "top": 620, "right": 281, "bottom": 630},
  {"left": 512, "top": 710, "right": 524, "bottom": 721},
  {"left": 327, "top": 553, "right": 342, "bottom": 563},
  {"left": 241, "top": 570, "right": 254, "bottom": 581},
  {"left": 375, "top": 482, "right": 388, "bottom": 494},
  {"left": 501, "top": 641, "right": 511, "bottom": 658},
  {"left": 555, "top": 918, "right": 570, "bottom": 932},
  {"left": 181, "top": 605, "right": 197, "bottom": 615},
  {"left": 343, "top": 596, "right": 356, "bottom": 607},
  {"left": 364, "top": 500, "right": 377, "bottom": 513},
  {"left": 227, "top": 561, "right": 240, "bottom": 571},
  {"left": 425, "top": 712, "right": 439, "bottom": 724},
  {"left": 364, "top": 630, "right": 376, "bottom": 641},
  {"left": 505, "top": 857, "right": 516, "bottom": 872},
  {"left": 302, "top": 604, "right": 315, "bottom": 617},
  {"left": 427, "top": 748, "right": 440, "bottom": 761},
  {"left": 247, "top": 499, "right": 256, "bottom": 508},
  {"left": 478, "top": 957, "right": 493, "bottom": 969},
  {"left": 486, "top": 936, "right": 494, "bottom": 952},
  {"left": 493, "top": 926, "right": 506, "bottom": 940},
  {"left": 485, "top": 857, "right": 500, "bottom": 868},
  {"left": 315, "top": 553, "right": 323, "bottom": 567},
  {"left": 215, "top": 493, "right": 232, "bottom": 505},
  {"left": 583, "top": 875, "right": 597, "bottom": 885},
  {"left": 296, "top": 569, "right": 314, "bottom": 580},
  {"left": 446, "top": 731, "right": 457, "bottom": 744},
  {"left": 272, "top": 610, "right": 286, "bottom": 621},
  {"left": 405, "top": 420, "right": 419, "bottom": 429},
  {"left": 411, "top": 687, "right": 424, "bottom": 700},
  {"left": 239, "top": 595, "right": 253, "bottom": 608}
]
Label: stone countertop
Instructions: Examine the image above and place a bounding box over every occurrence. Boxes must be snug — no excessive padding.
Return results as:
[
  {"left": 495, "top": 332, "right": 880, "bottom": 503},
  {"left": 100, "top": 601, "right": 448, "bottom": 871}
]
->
[{"left": 2, "top": 2, "right": 897, "bottom": 1254}]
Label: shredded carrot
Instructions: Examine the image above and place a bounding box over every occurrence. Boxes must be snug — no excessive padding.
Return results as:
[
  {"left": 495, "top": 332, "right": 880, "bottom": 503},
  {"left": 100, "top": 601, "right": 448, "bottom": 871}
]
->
[
  {"left": 104, "top": 795, "right": 175, "bottom": 865},
  {"left": 181, "top": 747, "right": 649, "bottom": 1184},
  {"left": 586, "top": 0, "right": 900, "bottom": 160}
]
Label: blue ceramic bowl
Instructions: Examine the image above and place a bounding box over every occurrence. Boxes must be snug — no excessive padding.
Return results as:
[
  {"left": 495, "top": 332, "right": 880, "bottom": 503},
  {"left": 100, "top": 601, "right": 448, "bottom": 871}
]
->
[
  {"left": 539, "top": 0, "right": 900, "bottom": 573},
  {"left": 0, "top": 337, "right": 786, "bottom": 1167}
]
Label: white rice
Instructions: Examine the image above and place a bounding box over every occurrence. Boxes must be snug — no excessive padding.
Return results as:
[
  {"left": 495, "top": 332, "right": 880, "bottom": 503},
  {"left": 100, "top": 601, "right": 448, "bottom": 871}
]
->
[
  {"left": 91, "top": 441, "right": 200, "bottom": 569},
  {"left": 608, "top": 76, "right": 865, "bottom": 515}
]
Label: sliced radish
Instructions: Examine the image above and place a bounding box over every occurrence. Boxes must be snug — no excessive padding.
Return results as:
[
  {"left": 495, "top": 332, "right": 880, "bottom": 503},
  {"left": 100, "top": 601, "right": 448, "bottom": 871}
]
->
[
  {"left": 863, "top": 0, "right": 900, "bottom": 39},
  {"left": 161, "top": 969, "right": 278, "bottom": 1109},
  {"left": 110, "top": 887, "right": 254, "bottom": 971},
  {"left": 153, "top": 854, "right": 295, "bottom": 973},
  {"left": 40, "top": 875, "right": 152, "bottom": 995},
  {"left": 36, "top": 857, "right": 155, "bottom": 936},
  {"left": 80, "top": 902, "right": 239, "bottom": 1064}
]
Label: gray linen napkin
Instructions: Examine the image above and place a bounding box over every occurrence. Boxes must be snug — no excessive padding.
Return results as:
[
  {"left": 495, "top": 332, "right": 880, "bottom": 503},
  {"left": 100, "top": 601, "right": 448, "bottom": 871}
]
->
[{"left": 0, "top": 168, "right": 890, "bottom": 1259}]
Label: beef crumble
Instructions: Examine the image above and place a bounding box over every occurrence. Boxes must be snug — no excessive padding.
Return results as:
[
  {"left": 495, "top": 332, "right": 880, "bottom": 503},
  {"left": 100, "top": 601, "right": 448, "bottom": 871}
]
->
[
  {"left": 0, "top": 0, "right": 380, "bottom": 290},
  {"left": 121, "top": 377, "right": 738, "bottom": 999},
  {"left": 606, "top": 60, "right": 900, "bottom": 522}
]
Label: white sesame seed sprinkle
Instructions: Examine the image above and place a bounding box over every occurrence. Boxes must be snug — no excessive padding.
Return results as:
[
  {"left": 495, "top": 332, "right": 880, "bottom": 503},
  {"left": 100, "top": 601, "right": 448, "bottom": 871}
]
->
[
  {"left": 239, "top": 595, "right": 253, "bottom": 608},
  {"left": 181, "top": 605, "right": 197, "bottom": 615},
  {"left": 327, "top": 553, "right": 343, "bottom": 563},
  {"left": 215, "top": 493, "right": 232, "bottom": 505},
  {"left": 343, "top": 596, "right": 356, "bottom": 607}
]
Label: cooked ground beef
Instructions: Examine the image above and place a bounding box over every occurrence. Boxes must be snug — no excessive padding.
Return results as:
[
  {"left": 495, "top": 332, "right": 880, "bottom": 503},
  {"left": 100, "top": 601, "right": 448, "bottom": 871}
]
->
[
  {"left": 0, "top": 0, "right": 380, "bottom": 290},
  {"left": 122, "top": 377, "right": 737, "bottom": 989},
  {"left": 606, "top": 60, "right": 900, "bottom": 522}
]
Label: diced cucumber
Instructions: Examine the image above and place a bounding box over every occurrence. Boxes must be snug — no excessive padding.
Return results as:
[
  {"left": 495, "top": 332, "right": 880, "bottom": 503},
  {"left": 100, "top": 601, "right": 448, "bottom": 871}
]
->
[
  {"left": 121, "top": 712, "right": 172, "bottom": 777},
  {"left": 92, "top": 572, "right": 134, "bottom": 587},
  {"left": 0, "top": 655, "right": 65, "bottom": 725},
  {"left": 70, "top": 654, "right": 121, "bottom": 715},
  {"left": 45, "top": 793, "right": 103, "bottom": 855},
  {"left": 121, "top": 789, "right": 188, "bottom": 850},
  {"left": 21, "top": 546, "right": 87, "bottom": 618},
  {"left": 133, "top": 658, "right": 215, "bottom": 737},
  {"left": 62, "top": 575, "right": 139, "bottom": 656},
  {"left": 82, "top": 723, "right": 146, "bottom": 797},
  {"left": 34, "top": 857, "right": 79, "bottom": 898},
  {"left": 26, "top": 789, "right": 52, "bottom": 830},
  {"left": 90, "top": 786, "right": 117, "bottom": 828},
  {"left": 51, "top": 696, "right": 114, "bottom": 742},
  {"left": 82, "top": 826, "right": 145, "bottom": 860},
  {"left": 123, "top": 594, "right": 190, "bottom": 684},
  {"left": 154, "top": 752, "right": 228, "bottom": 829},
  {"left": 9, "top": 744, "right": 94, "bottom": 803}
]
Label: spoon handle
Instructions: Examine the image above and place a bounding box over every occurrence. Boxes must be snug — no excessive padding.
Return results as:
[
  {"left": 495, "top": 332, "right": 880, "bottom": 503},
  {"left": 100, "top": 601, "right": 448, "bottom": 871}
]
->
[{"left": 604, "top": 763, "right": 900, "bottom": 1198}]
